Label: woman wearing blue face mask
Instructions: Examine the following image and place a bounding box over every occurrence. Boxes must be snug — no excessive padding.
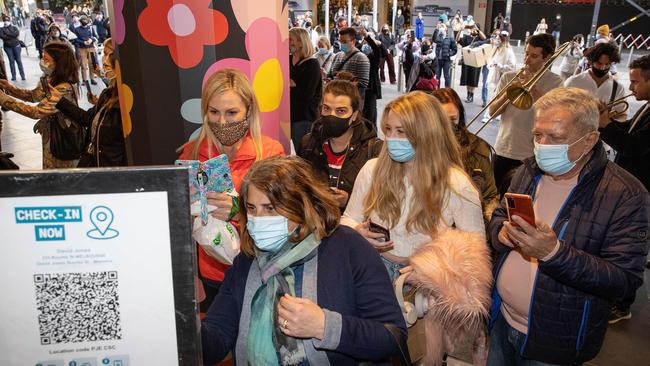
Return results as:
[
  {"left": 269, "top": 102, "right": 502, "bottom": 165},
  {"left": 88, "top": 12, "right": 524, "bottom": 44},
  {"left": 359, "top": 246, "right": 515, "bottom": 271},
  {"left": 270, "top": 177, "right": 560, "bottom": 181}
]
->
[
  {"left": 342, "top": 91, "right": 486, "bottom": 280},
  {"left": 201, "top": 156, "right": 407, "bottom": 365},
  {"left": 315, "top": 36, "right": 334, "bottom": 80}
]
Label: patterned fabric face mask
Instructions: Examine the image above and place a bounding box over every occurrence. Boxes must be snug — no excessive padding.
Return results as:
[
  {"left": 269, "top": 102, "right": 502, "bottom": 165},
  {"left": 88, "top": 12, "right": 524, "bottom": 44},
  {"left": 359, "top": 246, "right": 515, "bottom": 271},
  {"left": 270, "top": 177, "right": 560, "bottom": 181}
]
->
[{"left": 209, "top": 118, "right": 249, "bottom": 146}]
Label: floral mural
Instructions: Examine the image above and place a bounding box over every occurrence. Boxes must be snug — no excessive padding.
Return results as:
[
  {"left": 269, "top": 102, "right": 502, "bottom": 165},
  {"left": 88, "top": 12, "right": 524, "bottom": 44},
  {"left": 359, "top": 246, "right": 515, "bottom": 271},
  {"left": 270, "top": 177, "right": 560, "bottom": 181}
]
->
[{"left": 111, "top": 0, "right": 290, "bottom": 164}]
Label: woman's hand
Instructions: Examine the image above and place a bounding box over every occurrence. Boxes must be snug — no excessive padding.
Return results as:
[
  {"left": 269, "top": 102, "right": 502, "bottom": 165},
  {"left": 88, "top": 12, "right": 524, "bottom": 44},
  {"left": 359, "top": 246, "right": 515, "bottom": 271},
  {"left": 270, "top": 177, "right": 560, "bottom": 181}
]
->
[
  {"left": 87, "top": 92, "right": 98, "bottom": 105},
  {"left": 354, "top": 221, "right": 394, "bottom": 251},
  {"left": 277, "top": 294, "right": 325, "bottom": 339},
  {"left": 289, "top": 79, "right": 297, "bottom": 87},
  {"left": 206, "top": 191, "right": 234, "bottom": 221}
]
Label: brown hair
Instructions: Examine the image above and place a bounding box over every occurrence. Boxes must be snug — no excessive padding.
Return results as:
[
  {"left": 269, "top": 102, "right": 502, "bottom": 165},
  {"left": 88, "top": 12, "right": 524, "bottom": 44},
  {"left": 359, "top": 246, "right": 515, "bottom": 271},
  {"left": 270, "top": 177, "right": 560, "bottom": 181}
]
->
[
  {"left": 44, "top": 43, "right": 79, "bottom": 86},
  {"left": 323, "top": 78, "right": 361, "bottom": 114},
  {"left": 239, "top": 156, "right": 340, "bottom": 256},
  {"left": 527, "top": 33, "right": 555, "bottom": 58}
]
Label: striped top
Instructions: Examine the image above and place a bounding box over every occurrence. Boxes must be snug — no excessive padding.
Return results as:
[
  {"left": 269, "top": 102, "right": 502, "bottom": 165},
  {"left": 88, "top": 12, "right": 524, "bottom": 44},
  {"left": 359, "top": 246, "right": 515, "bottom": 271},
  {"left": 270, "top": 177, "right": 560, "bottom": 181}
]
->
[{"left": 327, "top": 49, "right": 370, "bottom": 88}]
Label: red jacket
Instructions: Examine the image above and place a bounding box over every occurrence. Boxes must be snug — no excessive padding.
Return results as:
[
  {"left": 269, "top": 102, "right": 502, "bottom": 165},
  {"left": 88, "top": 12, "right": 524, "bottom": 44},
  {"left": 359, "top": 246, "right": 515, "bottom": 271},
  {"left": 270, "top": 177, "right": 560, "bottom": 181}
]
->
[{"left": 179, "top": 133, "right": 285, "bottom": 281}]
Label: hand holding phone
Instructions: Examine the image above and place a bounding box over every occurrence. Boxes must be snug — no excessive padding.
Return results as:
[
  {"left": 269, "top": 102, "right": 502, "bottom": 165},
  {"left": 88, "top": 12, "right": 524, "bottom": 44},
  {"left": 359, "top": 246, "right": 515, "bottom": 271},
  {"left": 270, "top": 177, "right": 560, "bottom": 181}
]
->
[
  {"left": 504, "top": 193, "right": 535, "bottom": 228},
  {"left": 355, "top": 220, "right": 393, "bottom": 251},
  {"left": 368, "top": 221, "right": 391, "bottom": 242}
]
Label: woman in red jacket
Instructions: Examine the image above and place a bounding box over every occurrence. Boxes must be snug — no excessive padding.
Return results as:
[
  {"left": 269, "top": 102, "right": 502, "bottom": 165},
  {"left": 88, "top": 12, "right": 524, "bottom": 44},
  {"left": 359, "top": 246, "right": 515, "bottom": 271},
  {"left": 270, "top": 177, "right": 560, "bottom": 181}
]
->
[{"left": 178, "top": 68, "right": 284, "bottom": 310}]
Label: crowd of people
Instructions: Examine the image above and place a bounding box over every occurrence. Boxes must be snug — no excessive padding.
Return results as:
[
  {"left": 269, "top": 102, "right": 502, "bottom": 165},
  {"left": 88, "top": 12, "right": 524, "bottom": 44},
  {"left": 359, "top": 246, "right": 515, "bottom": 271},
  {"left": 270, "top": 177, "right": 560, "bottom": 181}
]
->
[
  {"left": 0, "top": 5, "right": 648, "bottom": 366},
  {"left": 200, "top": 9, "right": 650, "bottom": 366}
]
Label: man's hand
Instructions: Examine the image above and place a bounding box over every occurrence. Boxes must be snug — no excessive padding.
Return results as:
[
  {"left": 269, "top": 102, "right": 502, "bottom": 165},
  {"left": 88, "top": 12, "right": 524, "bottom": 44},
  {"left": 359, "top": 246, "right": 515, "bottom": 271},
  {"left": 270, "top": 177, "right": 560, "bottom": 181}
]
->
[
  {"left": 598, "top": 101, "right": 612, "bottom": 128},
  {"left": 277, "top": 295, "right": 325, "bottom": 339},
  {"left": 504, "top": 216, "right": 558, "bottom": 259}
]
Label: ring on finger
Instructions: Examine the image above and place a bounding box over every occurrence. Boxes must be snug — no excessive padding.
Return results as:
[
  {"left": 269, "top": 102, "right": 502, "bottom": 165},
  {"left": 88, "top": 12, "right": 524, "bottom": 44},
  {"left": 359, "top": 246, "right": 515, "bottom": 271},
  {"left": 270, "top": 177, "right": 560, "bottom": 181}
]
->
[{"left": 282, "top": 319, "right": 289, "bottom": 329}]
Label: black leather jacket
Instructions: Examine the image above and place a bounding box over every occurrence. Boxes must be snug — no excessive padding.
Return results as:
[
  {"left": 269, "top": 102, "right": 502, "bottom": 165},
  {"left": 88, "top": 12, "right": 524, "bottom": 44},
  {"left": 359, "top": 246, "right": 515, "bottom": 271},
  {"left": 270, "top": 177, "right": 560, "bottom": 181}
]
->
[{"left": 488, "top": 142, "right": 649, "bottom": 364}]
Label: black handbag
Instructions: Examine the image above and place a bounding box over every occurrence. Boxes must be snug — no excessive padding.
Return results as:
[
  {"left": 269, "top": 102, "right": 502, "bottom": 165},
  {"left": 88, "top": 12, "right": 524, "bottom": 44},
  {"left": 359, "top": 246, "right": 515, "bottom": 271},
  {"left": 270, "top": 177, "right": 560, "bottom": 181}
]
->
[{"left": 48, "top": 112, "right": 86, "bottom": 160}]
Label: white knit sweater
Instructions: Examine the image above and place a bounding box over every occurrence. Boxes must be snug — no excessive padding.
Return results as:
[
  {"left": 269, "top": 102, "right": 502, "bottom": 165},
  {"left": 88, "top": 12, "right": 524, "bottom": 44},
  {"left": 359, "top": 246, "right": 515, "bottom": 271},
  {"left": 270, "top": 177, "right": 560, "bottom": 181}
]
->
[{"left": 341, "top": 159, "right": 486, "bottom": 259}]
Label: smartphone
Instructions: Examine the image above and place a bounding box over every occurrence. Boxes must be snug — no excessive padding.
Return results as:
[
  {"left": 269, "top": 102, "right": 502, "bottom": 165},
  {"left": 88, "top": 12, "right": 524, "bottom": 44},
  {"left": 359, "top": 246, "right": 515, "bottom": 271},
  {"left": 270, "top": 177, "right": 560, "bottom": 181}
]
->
[
  {"left": 369, "top": 221, "right": 390, "bottom": 242},
  {"left": 175, "top": 154, "right": 234, "bottom": 225},
  {"left": 504, "top": 193, "right": 535, "bottom": 227},
  {"left": 40, "top": 76, "right": 51, "bottom": 98}
]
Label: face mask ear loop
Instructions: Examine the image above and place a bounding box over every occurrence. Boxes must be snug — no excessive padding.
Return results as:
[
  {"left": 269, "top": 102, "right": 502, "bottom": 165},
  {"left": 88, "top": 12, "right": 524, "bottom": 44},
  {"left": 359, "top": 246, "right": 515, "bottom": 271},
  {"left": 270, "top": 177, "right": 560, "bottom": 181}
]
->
[{"left": 570, "top": 133, "right": 592, "bottom": 164}]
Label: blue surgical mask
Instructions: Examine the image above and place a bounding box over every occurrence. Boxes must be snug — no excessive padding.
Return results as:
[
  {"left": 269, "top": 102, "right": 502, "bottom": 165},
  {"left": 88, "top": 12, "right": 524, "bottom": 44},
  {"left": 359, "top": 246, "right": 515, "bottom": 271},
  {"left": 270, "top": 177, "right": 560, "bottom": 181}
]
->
[
  {"left": 340, "top": 43, "right": 350, "bottom": 53},
  {"left": 246, "top": 215, "right": 290, "bottom": 252},
  {"left": 318, "top": 47, "right": 328, "bottom": 55},
  {"left": 362, "top": 44, "right": 372, "bottom": 54},
  {"left": 386, "top": 138, "right": 416, "bottom": 162},
  {"left": 533, "top": 135, "right": 588, "bottom": 175}
]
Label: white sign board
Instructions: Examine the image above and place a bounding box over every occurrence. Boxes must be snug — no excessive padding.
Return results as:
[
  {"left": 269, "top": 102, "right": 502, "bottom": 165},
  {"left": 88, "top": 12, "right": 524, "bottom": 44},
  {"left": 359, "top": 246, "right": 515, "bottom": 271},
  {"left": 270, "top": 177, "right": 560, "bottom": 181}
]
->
[{"left": 0, "top": 192, "right": 179, "bottom": 366}]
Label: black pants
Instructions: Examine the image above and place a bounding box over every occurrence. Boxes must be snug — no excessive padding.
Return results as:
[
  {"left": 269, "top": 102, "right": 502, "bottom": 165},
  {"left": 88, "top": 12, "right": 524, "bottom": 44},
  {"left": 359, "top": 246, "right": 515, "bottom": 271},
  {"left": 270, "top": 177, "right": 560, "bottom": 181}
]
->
[
  {"left": 494, "top": 154, "right": 523, "bottom": 197},
  {"left": 379, "top": 55, "right": 396, "bottom": 83},
  {"left": 34, "top": 35, "right": 44, "bottom": 58},
  {"left": 363, "top": 90, "right": 377, "bottom": 124}
]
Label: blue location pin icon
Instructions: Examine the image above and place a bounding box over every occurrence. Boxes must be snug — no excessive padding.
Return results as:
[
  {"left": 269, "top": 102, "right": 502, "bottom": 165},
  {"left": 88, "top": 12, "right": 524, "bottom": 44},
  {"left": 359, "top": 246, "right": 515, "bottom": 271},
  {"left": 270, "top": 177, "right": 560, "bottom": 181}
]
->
[{"left": 87, "top": 206, "right": 119, "bottom": 239}]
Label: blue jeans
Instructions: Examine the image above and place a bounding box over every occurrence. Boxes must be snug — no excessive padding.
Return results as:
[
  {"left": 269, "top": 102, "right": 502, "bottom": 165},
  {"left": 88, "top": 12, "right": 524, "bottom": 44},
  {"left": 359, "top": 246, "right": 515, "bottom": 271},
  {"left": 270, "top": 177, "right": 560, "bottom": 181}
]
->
[
  {"left": 4, "top": 45, "right": 25, "bottom": 80},
  {"left": 552, "top": 31, "right": 560, "bottom": 45},
  {"left": 481, "top": 65, "right": 489, "bottom": 104},
  {"left": 487, "top": 315, "right": 578, "bottom": 366},
  {"left": 435, "top": 59, "right": 452, "bottom": 88},
  {"left": 381, "top": 256, "right": 405, "bottom": 283}
]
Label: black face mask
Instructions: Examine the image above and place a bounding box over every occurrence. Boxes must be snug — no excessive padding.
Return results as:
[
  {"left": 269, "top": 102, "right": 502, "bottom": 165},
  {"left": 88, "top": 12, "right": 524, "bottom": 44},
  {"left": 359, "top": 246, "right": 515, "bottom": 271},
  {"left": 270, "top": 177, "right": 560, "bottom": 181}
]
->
[
  {"left": 321, "top": 115, "right": 352, "bottom": 138},
  {"left": 591, "top": 66, "right": 609, "bottom": 78}
]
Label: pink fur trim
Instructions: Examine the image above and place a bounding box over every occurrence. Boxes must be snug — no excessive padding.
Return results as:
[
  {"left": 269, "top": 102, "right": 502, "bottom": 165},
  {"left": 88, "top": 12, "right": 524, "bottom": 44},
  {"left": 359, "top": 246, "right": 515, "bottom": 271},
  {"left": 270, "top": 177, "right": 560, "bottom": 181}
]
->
[{"left": 407, "top": 229, "right": 493, "bottom": 365}]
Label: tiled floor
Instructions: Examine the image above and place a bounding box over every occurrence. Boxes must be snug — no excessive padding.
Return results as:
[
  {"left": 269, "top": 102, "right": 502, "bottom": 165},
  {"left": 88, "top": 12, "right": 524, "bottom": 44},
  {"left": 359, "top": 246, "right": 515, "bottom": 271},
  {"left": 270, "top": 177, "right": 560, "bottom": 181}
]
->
[{"left": 2, "top": 35, "right": 648, "bottom": 365}]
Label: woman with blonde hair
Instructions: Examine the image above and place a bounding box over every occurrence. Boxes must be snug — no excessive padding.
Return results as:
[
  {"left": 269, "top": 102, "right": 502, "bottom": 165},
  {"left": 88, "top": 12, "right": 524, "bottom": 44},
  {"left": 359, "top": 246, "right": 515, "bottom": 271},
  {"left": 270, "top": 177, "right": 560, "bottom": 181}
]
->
[
  {"left": 342, "top": 91, "right": 485, "bottom": 280},
  {"left": 178, "top": 68, "right": 284, "bottom": 310},
  {"left": 315, "top": 35, "right": 334, "bottom": 78},
  {"left": 201, "top": 156, "right": 406, "bottom": 365},
  {"left": 289, "top": 27, "right": 322, "bottom": 149}
]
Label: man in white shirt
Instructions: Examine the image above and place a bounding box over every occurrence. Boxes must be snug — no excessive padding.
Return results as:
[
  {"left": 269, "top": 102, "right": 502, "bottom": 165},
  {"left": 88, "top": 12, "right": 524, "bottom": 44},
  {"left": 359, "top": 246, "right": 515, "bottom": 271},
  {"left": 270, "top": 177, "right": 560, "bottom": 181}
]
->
[
  {"left": 565, "top": 43, "right": 627, "bottom": 122},
  {"left": 489, "top": 33, "right": 563, "bottom": 192}
]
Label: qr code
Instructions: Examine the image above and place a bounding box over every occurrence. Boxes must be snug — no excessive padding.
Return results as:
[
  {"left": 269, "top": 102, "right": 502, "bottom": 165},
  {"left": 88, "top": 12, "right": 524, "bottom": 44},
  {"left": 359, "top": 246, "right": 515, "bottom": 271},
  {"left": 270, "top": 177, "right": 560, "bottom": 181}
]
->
[{"left": 33, "top": 271, "right": 122, "bottom": 345}]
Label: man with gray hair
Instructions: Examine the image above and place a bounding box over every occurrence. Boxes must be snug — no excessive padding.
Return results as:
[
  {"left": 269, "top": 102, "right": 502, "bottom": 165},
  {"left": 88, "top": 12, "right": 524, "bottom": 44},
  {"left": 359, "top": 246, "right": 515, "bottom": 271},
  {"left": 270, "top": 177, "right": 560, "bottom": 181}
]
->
[{"left": 487, "top": 87, "right": 649, "bottom": 365}]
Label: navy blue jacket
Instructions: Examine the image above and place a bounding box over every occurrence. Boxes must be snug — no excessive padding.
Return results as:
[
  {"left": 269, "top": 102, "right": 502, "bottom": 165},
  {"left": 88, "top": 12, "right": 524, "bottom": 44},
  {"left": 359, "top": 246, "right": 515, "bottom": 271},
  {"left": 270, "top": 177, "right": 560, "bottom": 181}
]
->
[
  {"left": 72, "top": 25, "right": 97, "bottom": 48},
  {"left": 434, "top": 34, "right": 457, "bottom": 61},
  {"left": 489, "top": 142, "right": 650, "bottom": 364},
  {"left": 201, "top": 225, "right": 407, "bottom": 365}
]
